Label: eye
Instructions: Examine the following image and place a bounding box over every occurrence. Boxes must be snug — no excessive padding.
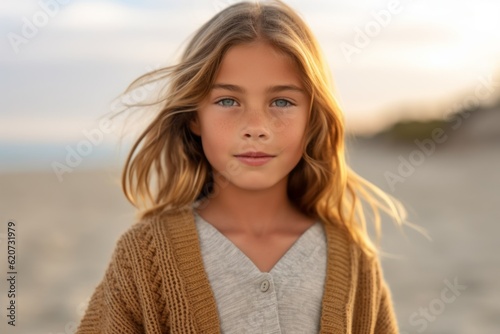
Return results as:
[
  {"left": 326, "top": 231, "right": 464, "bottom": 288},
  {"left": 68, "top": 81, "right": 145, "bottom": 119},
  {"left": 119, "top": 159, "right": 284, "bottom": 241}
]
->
[
  {"left": 272, "top": 99, "right": 294, "bottom": 108},
  {"left": 215, "top": 98, "right": 294, "bottom": 108},
  {"left": 216, "top": 98, "right": 239, "bottom": 107}
]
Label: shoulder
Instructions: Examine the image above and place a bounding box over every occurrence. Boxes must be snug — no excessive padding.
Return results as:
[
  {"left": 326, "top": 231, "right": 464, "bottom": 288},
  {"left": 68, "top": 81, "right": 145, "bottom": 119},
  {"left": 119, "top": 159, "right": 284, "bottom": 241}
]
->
[
  {"left": 102, "top": 215, "right": 158, "bottom": 274},
  {"left": 118, "top": 208, "right": 185, "bottom": 241},
  {"left": 323, "top": 220, "right": 385, "bottom": 286},
  {"left": 115, "top": 214, "right": 158, "bottom": 250},
  {"left": 114, "top": 208, "right": 195, "bottom": 257}
]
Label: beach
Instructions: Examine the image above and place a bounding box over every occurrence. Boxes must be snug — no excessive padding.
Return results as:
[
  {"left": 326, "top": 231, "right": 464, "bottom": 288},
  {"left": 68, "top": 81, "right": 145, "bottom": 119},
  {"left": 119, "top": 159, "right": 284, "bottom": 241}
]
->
[{"left": 0, "top": 132, "right": 499, "bottom": 333}]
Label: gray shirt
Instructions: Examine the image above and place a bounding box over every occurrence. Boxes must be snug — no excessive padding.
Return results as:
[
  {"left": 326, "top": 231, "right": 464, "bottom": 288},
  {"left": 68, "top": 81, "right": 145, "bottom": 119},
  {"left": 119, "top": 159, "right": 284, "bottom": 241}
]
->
[{"left": 193, "top": 211, "right": 327, "bottom": 334}]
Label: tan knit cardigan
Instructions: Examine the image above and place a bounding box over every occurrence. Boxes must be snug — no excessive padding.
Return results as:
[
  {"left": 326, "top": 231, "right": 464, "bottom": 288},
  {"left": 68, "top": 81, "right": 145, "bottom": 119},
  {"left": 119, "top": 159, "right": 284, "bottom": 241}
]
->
[{"left": 75, "top": 208, "right": 399, "bottom": 333}]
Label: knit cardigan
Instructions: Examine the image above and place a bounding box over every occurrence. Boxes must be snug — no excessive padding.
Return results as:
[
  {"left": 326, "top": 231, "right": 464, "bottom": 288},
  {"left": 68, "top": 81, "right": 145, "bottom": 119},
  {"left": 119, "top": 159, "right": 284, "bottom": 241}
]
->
[{"left": 75, "top": 207, "right": 400, "bottom": 333}]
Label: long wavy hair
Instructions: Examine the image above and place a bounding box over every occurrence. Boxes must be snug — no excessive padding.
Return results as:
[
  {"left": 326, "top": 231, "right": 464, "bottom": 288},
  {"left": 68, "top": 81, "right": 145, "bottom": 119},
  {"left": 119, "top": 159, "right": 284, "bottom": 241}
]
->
[{"left": 115, "top": 0, "right": 422, "bottom": 258}]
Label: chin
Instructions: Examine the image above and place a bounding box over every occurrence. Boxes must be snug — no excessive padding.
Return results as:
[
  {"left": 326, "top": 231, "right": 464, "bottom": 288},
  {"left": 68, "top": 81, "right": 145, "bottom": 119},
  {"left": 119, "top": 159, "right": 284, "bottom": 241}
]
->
[{"left": 232, "top": 177, "right": 280, "bottom": 191}]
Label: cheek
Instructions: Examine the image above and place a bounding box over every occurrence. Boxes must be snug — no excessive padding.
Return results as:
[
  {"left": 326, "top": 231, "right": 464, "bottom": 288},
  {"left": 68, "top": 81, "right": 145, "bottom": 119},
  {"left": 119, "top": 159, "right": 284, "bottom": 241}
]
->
[
  {"left": 282, "top": 132, "right": 306, "bottom": 156},
  {"left": 279, "top": 118, "right": 305, "bottom": 156},
  {"left": 200, "top": 118, "right": 233, "bottom": 156},
  {"left": 271, "top": 110, "right": 307, "bottom": 133},
  {"left": 276, "top": 115, "right": 307, "bottom": 149}
]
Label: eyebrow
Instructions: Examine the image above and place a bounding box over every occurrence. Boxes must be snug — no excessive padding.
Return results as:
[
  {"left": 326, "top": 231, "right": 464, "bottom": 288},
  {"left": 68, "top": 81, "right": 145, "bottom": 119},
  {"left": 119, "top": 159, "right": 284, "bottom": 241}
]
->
[{"left": 211, "top": 83, "right": 306, "bottom": 94}]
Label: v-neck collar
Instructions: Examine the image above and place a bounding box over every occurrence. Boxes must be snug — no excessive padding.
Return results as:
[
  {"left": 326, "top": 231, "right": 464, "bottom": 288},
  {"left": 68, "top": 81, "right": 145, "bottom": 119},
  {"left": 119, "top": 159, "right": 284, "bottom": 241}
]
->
[
  {"left": 159, "top": 207, "right": 356, "bottom": 334},
  {"left": 194, "top": 210, "right": 320, "bottom": 275}
]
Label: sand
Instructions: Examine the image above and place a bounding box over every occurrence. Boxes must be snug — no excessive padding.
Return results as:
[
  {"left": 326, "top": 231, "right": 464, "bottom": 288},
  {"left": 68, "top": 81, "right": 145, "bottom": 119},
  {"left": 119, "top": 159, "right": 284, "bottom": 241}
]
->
[{"left": 0, "top": 137, "right": 498, "bottom": 333}]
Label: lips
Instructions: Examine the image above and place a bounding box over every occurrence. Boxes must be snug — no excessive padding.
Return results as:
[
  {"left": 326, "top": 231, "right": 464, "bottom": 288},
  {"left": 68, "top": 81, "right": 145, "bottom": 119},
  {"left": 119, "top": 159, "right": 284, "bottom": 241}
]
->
[
  {"left": 234, "top": 151, "right": 275, "bottom": 158},
  {"left": 234, "top": 153, "right": 274, "bottom": 166}
]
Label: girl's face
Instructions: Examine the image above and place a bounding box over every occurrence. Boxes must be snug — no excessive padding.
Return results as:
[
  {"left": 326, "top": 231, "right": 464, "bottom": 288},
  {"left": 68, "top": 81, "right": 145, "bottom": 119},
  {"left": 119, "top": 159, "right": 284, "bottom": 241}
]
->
[{"left": 191, "top": 40, "right": 310, "bottom": 191}]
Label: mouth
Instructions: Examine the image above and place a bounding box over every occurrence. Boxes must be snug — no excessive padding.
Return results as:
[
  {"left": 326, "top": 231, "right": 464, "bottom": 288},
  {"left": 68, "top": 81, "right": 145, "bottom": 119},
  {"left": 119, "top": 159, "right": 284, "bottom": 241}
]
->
[
  {"left": 234, "top": 154, "right": 274, "bottom": 166},
  {"left": 234, "top": 151, "right": 275, "bottom": 158}
]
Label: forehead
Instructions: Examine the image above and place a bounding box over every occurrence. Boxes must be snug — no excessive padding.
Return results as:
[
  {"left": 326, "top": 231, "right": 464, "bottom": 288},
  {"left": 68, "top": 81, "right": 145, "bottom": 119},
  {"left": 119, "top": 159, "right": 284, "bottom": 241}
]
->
[{"left": 214, "top": 41, "right": 304, "bottom": 88}]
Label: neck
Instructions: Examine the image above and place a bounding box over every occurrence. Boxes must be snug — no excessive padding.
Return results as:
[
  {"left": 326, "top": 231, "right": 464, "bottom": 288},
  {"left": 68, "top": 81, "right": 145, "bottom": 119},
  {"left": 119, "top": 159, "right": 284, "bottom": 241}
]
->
[{"left": 194, "top": 172, "right": 300, "bottom": 237}]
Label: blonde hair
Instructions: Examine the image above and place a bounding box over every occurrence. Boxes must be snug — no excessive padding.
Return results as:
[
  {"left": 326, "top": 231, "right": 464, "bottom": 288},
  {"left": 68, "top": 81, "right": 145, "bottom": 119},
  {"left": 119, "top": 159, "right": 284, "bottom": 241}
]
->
[{"left": 115, "top": 0, "right": 421, "bottom": 258}]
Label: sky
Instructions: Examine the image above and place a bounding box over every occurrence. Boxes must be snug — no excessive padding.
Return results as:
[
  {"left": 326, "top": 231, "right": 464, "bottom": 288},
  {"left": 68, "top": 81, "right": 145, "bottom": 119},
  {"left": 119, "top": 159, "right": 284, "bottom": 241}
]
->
[{"left": 1, "top": 0, "right": 500, "bottom": 145}]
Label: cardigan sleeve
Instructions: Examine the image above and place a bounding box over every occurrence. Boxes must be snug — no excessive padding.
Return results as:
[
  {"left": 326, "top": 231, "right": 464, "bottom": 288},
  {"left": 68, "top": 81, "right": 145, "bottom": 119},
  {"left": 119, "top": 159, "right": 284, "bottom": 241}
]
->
[
  {"left": 374, "top": 272, "right": 400, "bottom": 333},
  {"left": 75, "top": 234, "right": 144, "bottom": 334}
]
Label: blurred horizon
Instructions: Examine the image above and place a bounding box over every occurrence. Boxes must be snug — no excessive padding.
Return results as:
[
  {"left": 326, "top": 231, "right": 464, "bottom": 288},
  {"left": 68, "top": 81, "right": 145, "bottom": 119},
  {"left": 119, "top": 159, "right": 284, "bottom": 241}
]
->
[{"left": 1, "top": 98, "right": 498, "bottom": 174}]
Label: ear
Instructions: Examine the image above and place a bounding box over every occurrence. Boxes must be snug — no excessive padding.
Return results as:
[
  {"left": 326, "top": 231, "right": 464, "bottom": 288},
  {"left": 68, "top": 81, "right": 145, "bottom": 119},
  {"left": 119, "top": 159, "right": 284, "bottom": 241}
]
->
[{"left": 189, "top": 115, "right": 201, "bottom": 136}]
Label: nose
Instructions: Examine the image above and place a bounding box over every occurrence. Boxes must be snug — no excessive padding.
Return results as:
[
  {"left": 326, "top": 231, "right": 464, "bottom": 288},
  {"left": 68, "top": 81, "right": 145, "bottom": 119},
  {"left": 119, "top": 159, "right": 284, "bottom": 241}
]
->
[{"left": 241, "top": 108, "right": 271, "bottom": 140}]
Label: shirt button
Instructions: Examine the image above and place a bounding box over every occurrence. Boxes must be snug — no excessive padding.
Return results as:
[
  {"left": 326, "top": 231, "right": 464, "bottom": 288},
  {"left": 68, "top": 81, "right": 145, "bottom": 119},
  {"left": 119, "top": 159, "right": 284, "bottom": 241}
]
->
[{"left": 260, "top": 279, "right": 270, "bottom": 292}]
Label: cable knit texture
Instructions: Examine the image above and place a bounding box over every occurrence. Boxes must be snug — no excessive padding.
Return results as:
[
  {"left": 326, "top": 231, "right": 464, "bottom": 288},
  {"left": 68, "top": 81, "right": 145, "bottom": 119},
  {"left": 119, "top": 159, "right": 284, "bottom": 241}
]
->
[{"left": 75, "top": 207, "right": 399, "bottom": 333}]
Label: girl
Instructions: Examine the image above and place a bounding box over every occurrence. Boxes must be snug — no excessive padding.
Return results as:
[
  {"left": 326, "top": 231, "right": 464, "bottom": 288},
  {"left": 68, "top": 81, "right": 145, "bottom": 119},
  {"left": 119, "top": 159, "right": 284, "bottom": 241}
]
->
[{"left": 76, "top": 1, "right": 415, "bottom": 333}]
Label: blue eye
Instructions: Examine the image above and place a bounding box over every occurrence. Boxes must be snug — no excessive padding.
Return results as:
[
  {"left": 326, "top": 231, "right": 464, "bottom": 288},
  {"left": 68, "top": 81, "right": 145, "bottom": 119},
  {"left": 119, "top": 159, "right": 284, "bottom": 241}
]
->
[
  {"left": 273, "top": 99, "right": 293, "bottom": 108},
  {"left": 216, "top": 98, "right": 237, "bottom": 107},
  {"left": 215, "top": 98, "right": 294, "bottom": 108}
]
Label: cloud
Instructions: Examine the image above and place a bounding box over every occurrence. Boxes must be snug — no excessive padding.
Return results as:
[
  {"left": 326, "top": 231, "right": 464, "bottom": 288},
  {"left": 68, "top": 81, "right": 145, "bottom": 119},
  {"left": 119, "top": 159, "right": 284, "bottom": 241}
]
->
[{"left": 1, "top": 0, "right": 500, "bottom": 144}]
